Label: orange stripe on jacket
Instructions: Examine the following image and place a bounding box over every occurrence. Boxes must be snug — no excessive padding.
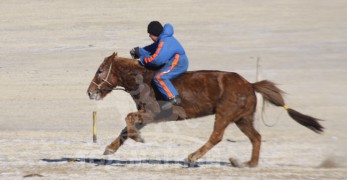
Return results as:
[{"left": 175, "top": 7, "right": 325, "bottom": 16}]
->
[
  {"left": 144, "top": 42, "right": 164, "bottom": 63},
  {"left": 156, "top": 54, "right": 180, "bottom": 99}
]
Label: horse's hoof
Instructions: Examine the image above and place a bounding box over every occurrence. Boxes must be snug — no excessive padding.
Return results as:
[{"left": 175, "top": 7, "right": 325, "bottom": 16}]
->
[
  {"left": 229, "top": 157, "right": 241, "bottom": 168},
  {"left": 135, "top": 136, "right": 145, "bottom": 143},
  {"left": 103, "top": 147, "right": 116, "bottom": 155},
  {"left": 229, "top": 158, "right": 258, "bottom": 168},
  {"left": 129, "top": 135, "right": 145, "bottom": 143},
  {"left": 243, "top": 161, "right": 258, "bottom": 168}
]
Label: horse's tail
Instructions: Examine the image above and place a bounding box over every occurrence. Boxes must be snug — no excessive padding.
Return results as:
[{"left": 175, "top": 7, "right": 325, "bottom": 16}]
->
[{"left": 252, "top": 80, "right": 324, "bottom": 133}]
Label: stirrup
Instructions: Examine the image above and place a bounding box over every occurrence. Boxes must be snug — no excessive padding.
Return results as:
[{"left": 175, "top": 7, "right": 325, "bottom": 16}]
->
[
  {"left": 161, "top": 96, "right": 181, "bottom": 110},
  {"left": 161, "top": 101, "right": 174, "bottom": 110}
]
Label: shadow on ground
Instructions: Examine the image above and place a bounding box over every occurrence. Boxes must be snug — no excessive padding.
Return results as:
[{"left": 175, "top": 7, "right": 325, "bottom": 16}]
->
[{"left": 41, "top": 157, "right": 231, "bottom": 168}]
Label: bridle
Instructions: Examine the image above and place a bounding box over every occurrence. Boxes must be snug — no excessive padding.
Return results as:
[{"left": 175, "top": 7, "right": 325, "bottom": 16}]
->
[{"left": 92, "top": 63, "right": 127, "bottom": 93}]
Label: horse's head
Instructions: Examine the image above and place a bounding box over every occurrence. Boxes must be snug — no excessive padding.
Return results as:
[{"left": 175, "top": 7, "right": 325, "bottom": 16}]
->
[{"left": 87, "top": 52, "right": 118, "bottom": 100}]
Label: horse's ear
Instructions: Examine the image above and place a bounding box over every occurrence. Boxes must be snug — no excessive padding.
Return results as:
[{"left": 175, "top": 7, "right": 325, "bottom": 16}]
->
[{"left": 111, "top": 52, "right": 117, "bottom": 57}]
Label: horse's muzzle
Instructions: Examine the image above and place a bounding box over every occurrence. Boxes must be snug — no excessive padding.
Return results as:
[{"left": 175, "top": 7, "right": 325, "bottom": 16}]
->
[{"left": 87, "top": 91, "right": 101, "bottom": 100}]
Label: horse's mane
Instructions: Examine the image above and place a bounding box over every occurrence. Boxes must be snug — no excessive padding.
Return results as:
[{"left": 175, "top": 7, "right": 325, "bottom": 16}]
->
[
  {"left": 114, "top": 56, "right": 143, "bottom": 69},
  {"left": 114, "top": 55, "right": 158, "bottom": 74}
]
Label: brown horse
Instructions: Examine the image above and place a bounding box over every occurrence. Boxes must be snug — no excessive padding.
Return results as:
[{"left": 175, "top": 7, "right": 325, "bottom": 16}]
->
[{"left": 87, "top": 52, "right": 323, "bottom": 167}]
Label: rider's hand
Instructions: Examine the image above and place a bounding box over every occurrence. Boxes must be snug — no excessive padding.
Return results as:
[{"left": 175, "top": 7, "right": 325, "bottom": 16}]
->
[{"left": 130, "top": 47, "right": 140, "bottom": 59}]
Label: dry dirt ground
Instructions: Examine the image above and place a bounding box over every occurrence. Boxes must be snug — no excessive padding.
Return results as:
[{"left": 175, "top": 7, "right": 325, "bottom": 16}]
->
[{"left": 1, "top": 0, "right": 347, "bottom": 179}]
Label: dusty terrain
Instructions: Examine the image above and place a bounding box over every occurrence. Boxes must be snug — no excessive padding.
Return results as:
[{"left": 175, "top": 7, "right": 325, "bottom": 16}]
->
[{"left": 1, "top": 0, "right": 347, "bottom": 179}]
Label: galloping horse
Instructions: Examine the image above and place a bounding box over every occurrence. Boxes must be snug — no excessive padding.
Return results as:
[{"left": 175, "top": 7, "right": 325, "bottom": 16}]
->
[{"left": 87, "top": 52, "right": 323, "bottom": 167}]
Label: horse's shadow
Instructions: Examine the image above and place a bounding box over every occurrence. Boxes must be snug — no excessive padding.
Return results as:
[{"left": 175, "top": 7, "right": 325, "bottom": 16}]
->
[{"left": 41, "top": 158, "right": 231, "bottom": 168}]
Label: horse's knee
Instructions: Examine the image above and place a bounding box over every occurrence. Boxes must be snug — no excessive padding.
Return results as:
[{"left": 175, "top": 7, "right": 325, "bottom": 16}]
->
[
  {"left": 125, "top": 113, "right": 133, "bottom": 121},
  {"left": 255, "top": 133, "right": 261, "bottom": 142},
  {"left": 125, "top": 114, "right": 137, "bottom": 127},
  {"left": 252, "top": 133, "right": 261, "bottom": 145},
  {"left": 125, "top": 114, "right": 133, "bottom": 125},
  {"left": 210, "top": 133, "right": 223, "bottom": 145},
  {"left": 215, "top": 135, "right": 223, "bottom": 144},
  {"left": 125, "top": 113, "right": 143, "bottom": 125},
  {"left": 248, "top": 129, "right": 261, "bottom": 144}
]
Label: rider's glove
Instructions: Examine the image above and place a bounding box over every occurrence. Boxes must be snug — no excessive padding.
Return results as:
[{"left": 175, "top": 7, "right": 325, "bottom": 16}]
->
[{"left": 130, "top": 47, "right": 140, "bottom": 59}]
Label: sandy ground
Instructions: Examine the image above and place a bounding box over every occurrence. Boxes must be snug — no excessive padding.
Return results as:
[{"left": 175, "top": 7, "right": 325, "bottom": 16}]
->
[{"left": 1, "top": 0, "right": 347, "bottom": 179}]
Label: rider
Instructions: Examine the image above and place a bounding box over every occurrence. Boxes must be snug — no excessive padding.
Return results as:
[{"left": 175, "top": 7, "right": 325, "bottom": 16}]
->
[{"left": 130, "top": 21, "right": 189, "bottom": 110}]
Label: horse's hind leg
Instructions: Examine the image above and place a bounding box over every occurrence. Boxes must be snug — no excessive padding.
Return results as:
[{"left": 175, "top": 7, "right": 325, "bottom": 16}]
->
[
  {"left": 187, "top": 113, "right": 230, "bottom": 164},
  {"left": 234, "top": 115, "right": 261, "bottom": 167}
]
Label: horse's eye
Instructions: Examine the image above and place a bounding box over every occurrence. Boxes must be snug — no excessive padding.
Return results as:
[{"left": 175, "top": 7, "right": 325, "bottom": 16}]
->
[{"left": 97, "top": 68, "right": 102, "bottom": 74}]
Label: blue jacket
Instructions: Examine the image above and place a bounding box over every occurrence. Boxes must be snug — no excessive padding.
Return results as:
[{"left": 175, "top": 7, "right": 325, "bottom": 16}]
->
[{"left": 139, "top": 23, "right": 186, "bottom": 67}]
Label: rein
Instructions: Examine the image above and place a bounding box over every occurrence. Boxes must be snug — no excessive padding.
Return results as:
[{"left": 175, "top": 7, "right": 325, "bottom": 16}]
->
[
  {"left": 99, "top": 87, "right": 128, "bottom": 93},
  {"left": 92, "top": 63, "right": 128, "bottom": 93}
]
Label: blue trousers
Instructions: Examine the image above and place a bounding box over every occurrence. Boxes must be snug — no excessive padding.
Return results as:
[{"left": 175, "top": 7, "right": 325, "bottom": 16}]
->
[{"left": 153, "top": 54, "right": 188, "bottom": 100}]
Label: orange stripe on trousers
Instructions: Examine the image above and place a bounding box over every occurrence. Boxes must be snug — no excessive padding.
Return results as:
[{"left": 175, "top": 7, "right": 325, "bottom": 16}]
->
[{"left": 156, "top": 54, "right": 180, "bottom": 99}]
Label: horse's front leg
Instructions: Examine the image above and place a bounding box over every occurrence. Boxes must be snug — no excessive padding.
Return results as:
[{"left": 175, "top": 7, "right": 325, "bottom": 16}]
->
[
  {"left": 103, "top": 111, "right": 153, "bottom": 155},
  {"left": 125, "top": 111, "right": 153, "bottom": 143},
  {"left": 104, "top": 127, "right": 128, "bottom": 155}
]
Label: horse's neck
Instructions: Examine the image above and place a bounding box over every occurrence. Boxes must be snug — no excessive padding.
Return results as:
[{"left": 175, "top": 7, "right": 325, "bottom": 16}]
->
[
  {"left": 115, "top": 58, "right": 155, "bottom": 91},
  {"left": 114, "top": 60, "right": 157, "bottom": 110}
]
